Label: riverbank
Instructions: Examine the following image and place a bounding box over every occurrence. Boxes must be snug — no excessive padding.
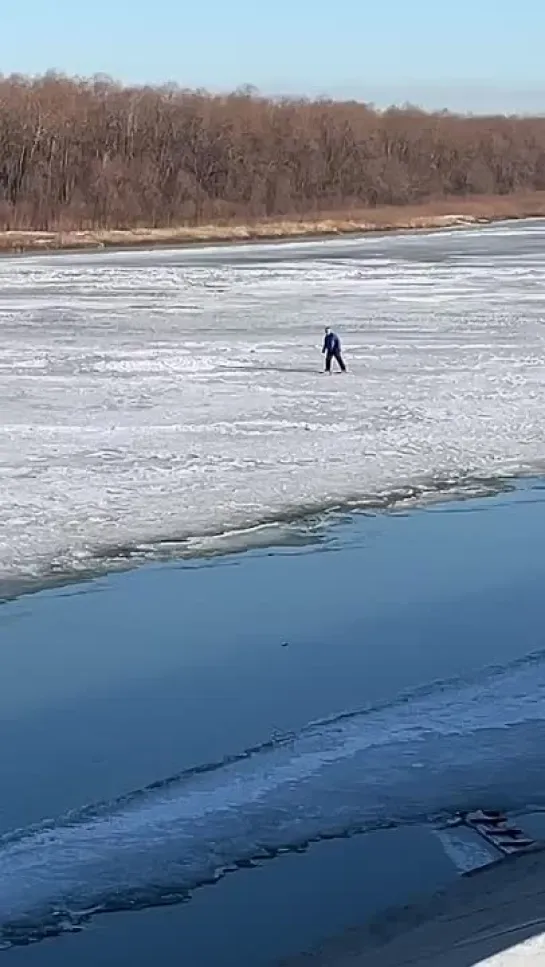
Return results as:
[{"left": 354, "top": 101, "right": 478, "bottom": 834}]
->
[
  {"left": 280, "top": 844, "right": 545, "bottom": 966},
  {"left": 3, "top": 192, "right": 545, "bottom": 253}
]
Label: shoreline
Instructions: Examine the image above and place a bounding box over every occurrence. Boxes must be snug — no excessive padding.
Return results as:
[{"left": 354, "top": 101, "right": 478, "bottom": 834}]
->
[
  {"left": 3, "top": 194, "right": 545, "bottom": 255},
  {"left": 280, "top": 845, "right": 545, "bottom": 966},
  {"left": 0, "top": 473, "right": 523, "bottom": 607}
]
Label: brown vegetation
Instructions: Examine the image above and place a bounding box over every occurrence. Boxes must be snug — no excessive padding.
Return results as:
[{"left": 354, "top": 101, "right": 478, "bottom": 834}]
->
[
  {"left": 2, "top": 195, "right": 545, "bottom": 253},
  {"left": 2, "top": 73, "right": 545, "bottom": 241}
]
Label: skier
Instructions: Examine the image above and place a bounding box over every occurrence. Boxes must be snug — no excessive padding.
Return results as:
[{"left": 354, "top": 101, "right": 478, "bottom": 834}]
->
[{"left": 322, "top": 327, "right": 346, "bottom": 373}]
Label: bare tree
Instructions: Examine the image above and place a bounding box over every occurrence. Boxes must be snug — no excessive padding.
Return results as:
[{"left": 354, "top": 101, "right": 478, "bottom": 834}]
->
[{"left": 1, "top": 73, "right": 545, "bottom": 230}]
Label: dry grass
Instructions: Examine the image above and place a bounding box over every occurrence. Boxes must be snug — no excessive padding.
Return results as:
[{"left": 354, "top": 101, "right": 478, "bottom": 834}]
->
[{"left": 2, "top": 193, "right": 545, "bottom": 254}]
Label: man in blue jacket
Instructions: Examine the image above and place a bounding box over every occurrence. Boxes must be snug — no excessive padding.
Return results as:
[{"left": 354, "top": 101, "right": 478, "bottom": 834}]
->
[{"left": 322, "top": 327, "right": 347, "bottom": 373}]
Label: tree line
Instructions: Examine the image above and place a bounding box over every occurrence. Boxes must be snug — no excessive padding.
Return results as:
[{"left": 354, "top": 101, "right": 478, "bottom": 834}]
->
[{"left": 1, "top": 72, "right": 545, "bottom": 230}]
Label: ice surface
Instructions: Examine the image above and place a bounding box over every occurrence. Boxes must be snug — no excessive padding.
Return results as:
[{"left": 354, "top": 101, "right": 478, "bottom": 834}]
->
[
  {"left": 2, "top": 648, "right": 545, "bottom": 941},
  {"left": 1, "top": 221, "right": 545, "bottom": 592},
  {"left": 433, "top": 828, "right": 501, "bottom": 874}
]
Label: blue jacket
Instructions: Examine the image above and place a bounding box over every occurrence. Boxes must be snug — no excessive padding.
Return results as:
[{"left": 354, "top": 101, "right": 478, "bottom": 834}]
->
[{"left": 322, "top": 331, "right": 340, "bottom": 354}]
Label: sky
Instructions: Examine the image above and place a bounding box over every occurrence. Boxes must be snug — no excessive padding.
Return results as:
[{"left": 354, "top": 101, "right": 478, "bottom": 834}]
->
[{"left": 2, "top": 0, "right": 545, "bottom": 114}]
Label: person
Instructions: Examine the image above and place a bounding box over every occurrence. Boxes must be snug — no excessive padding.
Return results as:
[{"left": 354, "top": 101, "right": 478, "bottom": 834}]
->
[{"left": 322, "top": 327, "right": 346, "bottom": 373}]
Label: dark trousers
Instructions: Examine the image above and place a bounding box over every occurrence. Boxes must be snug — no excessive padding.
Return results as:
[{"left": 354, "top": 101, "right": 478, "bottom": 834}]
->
[{"left": 325, "top": 350, "right": 346, "bottom": 372}]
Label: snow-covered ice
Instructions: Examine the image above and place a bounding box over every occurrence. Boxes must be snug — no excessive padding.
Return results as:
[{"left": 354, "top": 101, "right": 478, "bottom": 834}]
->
[{"left": 1, "top": 220, "right": 545, "bottom": 594}]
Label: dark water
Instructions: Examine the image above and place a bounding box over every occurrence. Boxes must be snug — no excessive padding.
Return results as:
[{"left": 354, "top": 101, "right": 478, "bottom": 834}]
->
[{"left": 1, "top": 479, "right": 545, "bottom": 963}]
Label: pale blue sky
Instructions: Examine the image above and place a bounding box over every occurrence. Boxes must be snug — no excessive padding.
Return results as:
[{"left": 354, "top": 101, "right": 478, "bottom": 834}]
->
[{"left": 3, "top": 0, "right": 545, "bottom": 113}]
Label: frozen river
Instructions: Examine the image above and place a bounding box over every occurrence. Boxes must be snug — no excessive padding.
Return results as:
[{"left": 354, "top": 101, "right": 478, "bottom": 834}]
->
[
  {"left": 1, "top": 220, "right": 545, "bottom": 595},
  {"left": 2, "top": 223, "right": 545, "bottom": 959}
]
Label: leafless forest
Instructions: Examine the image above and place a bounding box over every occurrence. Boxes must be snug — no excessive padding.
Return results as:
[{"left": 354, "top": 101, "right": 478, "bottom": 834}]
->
[{"left": 2, "top": 73, "right": 545, "bottom": 231}]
